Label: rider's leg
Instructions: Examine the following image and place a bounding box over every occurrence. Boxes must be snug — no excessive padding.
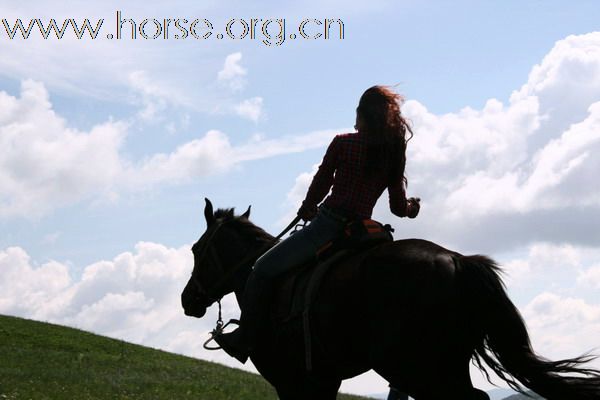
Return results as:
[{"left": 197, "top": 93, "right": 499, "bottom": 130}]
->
[
  {"left": 387, "top": 387, "right": 409, "bottom": 400},
  {"left": 215, "top": 209, "right": 346, "bottom": 363}
]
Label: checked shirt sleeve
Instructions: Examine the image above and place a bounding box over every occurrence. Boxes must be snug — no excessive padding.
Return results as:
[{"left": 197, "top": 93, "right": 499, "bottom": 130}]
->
[
  {"left": 388, "top": 173, "right": 409, "bottom": 218},
  {"left": 301, "top": 136, "right": 340, "bottom": 211}
]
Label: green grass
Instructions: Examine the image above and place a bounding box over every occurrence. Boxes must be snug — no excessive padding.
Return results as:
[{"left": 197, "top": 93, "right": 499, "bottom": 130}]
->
[{"left": 0, "top": 315, "right": 372, "bottom": 400}]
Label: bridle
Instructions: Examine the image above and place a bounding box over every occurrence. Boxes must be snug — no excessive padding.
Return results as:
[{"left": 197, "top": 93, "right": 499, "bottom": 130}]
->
[
  {"left": 190, "top": 215, "right": 302, "bottom": 308},
  {"left": 190, "top": 215, "right": 302, "bottom": 350}
]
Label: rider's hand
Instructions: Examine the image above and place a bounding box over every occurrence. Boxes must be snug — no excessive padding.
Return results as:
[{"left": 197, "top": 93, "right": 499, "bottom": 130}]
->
[
  {"left": 297, "top": 203, "right": 317, "bottom": 222},
  {"left": 406, "top": 197, "right": 420, "bottom": 219}
]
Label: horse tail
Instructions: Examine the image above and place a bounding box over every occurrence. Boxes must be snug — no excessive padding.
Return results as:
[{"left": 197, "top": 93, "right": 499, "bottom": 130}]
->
[{"left": 456, "top": 254, "right": 600, "bottom": 400}]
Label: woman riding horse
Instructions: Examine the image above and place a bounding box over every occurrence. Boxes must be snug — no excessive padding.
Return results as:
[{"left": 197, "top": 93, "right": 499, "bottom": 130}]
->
[
  {"left": 214, "top": 85, "right": 421, "bottom": 363},
  {"left": 182, "top": 86, "right": 600, "bottom": 399}
]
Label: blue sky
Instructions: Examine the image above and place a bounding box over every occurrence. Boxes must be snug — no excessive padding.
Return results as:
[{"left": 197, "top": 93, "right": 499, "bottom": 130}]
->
[{"left": 1, "top": 0, "right": 600, "bottom": 396}]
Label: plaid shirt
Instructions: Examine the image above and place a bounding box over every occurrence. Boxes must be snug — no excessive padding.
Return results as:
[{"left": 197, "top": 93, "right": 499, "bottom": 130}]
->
[{"left": 301, "top": 132, "right": 409, "bottom": 219}]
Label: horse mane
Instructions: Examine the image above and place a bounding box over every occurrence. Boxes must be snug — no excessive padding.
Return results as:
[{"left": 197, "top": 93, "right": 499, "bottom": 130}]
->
[{"left": 214, "top": 208, "right": 274, "bottom": 244}]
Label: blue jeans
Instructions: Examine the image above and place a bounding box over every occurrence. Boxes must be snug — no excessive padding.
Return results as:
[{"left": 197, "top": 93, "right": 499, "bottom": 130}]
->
[
  {"left": 252, "top": 208, "right": 348, "bottom": 280},
  {"left": 239, "top": 208, "right": 348, "bottom": 339},
  {"left": 240, "top": 208, "right": 346, "bottom": 330}
]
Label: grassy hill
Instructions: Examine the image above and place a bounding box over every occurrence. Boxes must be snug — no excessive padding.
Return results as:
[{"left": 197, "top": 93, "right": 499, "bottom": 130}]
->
[{"left": 0, "top": 314, "right": 371, "bottom": 400}]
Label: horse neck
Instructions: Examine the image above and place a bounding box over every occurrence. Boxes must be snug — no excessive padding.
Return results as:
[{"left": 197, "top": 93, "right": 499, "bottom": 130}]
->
[
  {"left": 232, "top": 270, "right": 250, "bottom": 306},
  {"left": 224, "top": 220, "right": 275, "bottom": 306}
]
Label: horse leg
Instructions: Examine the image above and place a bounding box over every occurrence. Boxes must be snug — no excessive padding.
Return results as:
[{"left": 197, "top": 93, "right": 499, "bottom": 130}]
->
[
  {"left": 275, "top": 376, "right": 341, "bottom": 400},
  {"left": 417, "top": 370, "right": 488, "bottom": 400},
  {"left": 302, "top": 376, "right": 341, "bottom": 400},
  {"left": 387, "top": 386, "right": 410, "bottom": 400},
  {"left": 472, "top": 388, "right": 490, "bottom": 400},
  {"left": 415, "top": 380, "right": 489, "bottom": 400},
  {"left": 275, "top": 386, "right": 297, "bottom": 400},
  {"left": 375, "top": 360, "right": 489, "bottom": 400},
  {"left": 373, "top": 368, "right": 412, "bottom": 399}
]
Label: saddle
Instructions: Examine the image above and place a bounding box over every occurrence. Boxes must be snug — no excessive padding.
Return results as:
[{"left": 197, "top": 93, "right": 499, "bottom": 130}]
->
[
  {"left": 317, "top": 218, "right": 394, "bottom": 260},
  {"left": 271, "top": 218, "right": 394, "bottom": 370}
]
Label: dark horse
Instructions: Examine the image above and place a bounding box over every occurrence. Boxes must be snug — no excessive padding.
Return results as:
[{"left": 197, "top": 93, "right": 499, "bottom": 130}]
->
[{"left": 181, "top": 199, "right": 600, "bottom": 400}]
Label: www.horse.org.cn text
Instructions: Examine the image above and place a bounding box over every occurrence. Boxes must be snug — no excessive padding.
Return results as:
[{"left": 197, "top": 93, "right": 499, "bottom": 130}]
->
[{"left": 0, "top": 11, "right": 345, "bottom": 47}]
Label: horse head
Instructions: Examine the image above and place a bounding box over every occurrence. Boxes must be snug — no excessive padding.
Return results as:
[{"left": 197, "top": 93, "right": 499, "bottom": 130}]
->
[{"left": 181, "top": 198, "right": 253, "bottom": 318}]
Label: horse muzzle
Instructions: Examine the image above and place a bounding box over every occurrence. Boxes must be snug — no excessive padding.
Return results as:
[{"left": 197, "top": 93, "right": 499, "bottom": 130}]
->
[
  {"left": 181, "top": 280, "right": 209, "bottom": 318},
  {"left": 183, "top": 303, "right": 207, "bottom": 318}
]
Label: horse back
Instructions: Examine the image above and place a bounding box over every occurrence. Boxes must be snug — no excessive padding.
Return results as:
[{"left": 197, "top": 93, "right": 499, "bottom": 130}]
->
[
  {"left": 314, "top": 238, "right": 462, "bottom": 316},
  {"left": 311, "top": 239, "right": 468, "bottom": 371},
  {"left": 271, "top": 238, "right": 461, "bottom": 321}
]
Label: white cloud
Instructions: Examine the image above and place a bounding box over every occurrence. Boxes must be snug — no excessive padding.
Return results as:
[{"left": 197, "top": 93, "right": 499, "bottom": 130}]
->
[
  {"left": 577, "top": 264, "right": 600, "bottom": 289},
  {"left": 231, "top": 128, "right": 339, "bottom": 162},
  {"left": 403, "top": 92, "right": 600, "bottom": 220},
  {"left": 501, "top": 243, "right": 586, "bottom": 288},
  {"left": 128, "top": 70, "right": 169, "bottom": 120},
  {"left": 359, "top": 33, "right": 600, "bottom": 252},
  {"left": 523, "top": 293, "right": 600, "bottom": 362},
  {"left": 276, "top": 163, "right": 320, "bottom": 227},
  {"left": 491, "top": 242, "right": 600, "bottom": 311},
  {"left": 234, "top": 97, "right": 264, "bottom": 122},
  {"left": 129, "top": 127, "right": 339, "bottom": 188},
  {"left": 131, "top": 129, "right": 234, "bottom": 186},
  {"left": 218, "top": 52, "right": 247, "bottom": 91},
  {"left": 511, "top": 32, "right": 600, "bottom": 138},
  {"left": 286, "top": 164, "right": 320, "bottom": 209},
  {"left": 0, "top": 242, "right": 245, "bottom": 369},
  {"left": 0, "top": 80, "right": 127, "bottom": 218},
  {"left": 442, "top": 101, "right": 600, "bottom": 217},
  {"left": 0, "top": 247, "right": 71, "bottom": 318},
  {"left": 0, "top": 80, "right": 341, "bottom": 218},
  {"left": 216, "top": 53, "right": 266, "bottom": 122},
  {"left": 127, "top": 70, "right": 193, "bottom": 122}
]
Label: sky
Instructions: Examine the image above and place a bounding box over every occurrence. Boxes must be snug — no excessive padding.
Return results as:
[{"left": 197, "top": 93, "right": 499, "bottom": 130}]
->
[{"left": 1, "top": 0, "right": 600, "bottom": 397}]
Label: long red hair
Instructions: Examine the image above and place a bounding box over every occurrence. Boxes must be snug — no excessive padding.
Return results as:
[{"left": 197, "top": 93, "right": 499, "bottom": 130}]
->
[{"left": 356, "top": 85, "right": 413, "bottom": 185}]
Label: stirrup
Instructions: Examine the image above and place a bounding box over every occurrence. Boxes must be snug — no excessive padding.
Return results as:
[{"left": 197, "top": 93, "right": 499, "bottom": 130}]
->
[{"left": 203, "top": 319, "right": 240, "bottom": 350}]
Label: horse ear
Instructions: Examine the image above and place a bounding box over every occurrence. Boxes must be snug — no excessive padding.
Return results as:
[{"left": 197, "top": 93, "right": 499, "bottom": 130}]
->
[
  {"left": 242, "top": 205, "right": 251, "bottom": 219},
  {"left": 204, "top": 198, "right": 215, "bottom": 226}
]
